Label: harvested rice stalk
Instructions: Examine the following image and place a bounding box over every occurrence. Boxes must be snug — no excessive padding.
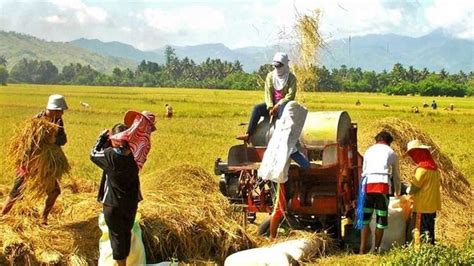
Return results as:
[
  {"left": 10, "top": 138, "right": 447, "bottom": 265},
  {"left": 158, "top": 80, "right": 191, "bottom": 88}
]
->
[
  {"left": 1, "top": 226, "right": 34, "bottom": 265},
  {"left": 67, "top": 253, "right": 89, "bottom": 266},
  {"left": 0, "top": 191, "right": 101, "bottom": 264},
  {"left": 6, "top": 118, "right": 70, "bottom": 201},
  {"left": 140, "top": 165, "right": 255, "bottom": 264},
  {"left": 293, "top": 9, "right": 323, "bottom": 93}
]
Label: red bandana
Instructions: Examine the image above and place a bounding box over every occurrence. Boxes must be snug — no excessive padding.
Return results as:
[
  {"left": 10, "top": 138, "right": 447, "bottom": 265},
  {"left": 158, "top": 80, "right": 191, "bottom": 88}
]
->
[
  {"left": 110, "top": 112, "right": 156, "bottom": 170},
  {"left": 408, "top": 148, "right": 437, "bottom": 170}
]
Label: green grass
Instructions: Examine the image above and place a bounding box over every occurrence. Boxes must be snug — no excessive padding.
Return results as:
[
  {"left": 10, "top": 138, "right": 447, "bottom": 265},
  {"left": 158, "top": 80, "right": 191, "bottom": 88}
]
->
[
  {"left": 315, "top": 238, "right": 474, "bottom": 265},
  {"left": 1, "top": 84, "right": 473, "bottom": 186}
]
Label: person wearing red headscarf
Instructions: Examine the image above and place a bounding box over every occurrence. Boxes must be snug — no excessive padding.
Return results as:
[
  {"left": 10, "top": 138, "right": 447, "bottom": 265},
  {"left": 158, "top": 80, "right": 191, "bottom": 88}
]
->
[
  {"left": 406, "top": 139, "right": 441, "bottom": 245},
  {"left": 90, "top": 110, "right": 156, "bottom": 266}
]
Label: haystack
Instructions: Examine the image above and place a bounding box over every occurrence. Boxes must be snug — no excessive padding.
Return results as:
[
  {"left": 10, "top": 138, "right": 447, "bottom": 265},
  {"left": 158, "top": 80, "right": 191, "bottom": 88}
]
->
[
  {"left": 139, "top": 165, "right": 255, "bottom": 263},
  {"left": 365, "top": 118, "right": 473, "bottom": 244},
  {"left": 0, "top": 191, "right": 101, "bottom": 265}
]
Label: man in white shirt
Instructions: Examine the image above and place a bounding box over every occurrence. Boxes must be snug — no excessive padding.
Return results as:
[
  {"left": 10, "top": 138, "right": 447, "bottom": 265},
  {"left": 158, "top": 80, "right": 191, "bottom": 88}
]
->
[{"left": 359, "top": 131, "right": 401, "bottom": 254}]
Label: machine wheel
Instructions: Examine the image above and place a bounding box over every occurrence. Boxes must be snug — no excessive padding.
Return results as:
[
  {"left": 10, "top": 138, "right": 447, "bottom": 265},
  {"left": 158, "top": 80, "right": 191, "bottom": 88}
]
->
[{"left": 257, "top": 216, "right": 271, "bottom": 236}]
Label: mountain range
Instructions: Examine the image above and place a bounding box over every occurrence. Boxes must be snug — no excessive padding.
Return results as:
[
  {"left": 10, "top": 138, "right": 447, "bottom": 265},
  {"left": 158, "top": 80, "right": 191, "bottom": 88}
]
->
[
  {"left": 0, "top": 31, "right": 135, "bottom": 73},
  {"left": 1, "top": 30, "right": 472, "bottom": 74}
]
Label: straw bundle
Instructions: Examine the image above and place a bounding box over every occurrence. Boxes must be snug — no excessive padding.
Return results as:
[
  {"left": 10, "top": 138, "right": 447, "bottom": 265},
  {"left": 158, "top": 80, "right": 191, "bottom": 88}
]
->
[
  {"left": 366, "top": 118, "right": 473, "bottom": 244},
  {"left": 6, "top": 117, "right": 70, "bottom": 200},
  {"left": 0, "top": 191, "right": 101, "bottom": 264},
  {"left": 139, "top": 165, "right": 255, "bottom": 263},
  {"left": 293, "top": 9, "right": 323, "bottom": 92}
]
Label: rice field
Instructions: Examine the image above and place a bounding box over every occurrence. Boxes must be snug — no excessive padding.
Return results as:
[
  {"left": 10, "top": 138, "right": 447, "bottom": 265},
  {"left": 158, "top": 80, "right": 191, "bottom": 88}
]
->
[
  {"left": 0, "top": 84, "right": 473, "bottom": 264},
  {"left": 1, "top": 84, "right": 472, "bottom": 186}
]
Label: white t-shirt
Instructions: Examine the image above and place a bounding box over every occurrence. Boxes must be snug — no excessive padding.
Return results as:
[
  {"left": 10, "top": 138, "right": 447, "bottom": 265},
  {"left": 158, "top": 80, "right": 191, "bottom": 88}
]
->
[{"left": 362, "top": 143, "right": 401, "bottom": 194}]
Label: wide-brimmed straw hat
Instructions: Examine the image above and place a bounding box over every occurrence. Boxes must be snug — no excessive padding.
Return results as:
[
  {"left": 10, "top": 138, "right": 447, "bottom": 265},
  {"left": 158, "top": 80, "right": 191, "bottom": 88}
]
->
[
  {"left": 406, "top": 139, "right": 431, "bottom": 153},
  {"left": 124, "top": 110, "right": 156, "bottom": 131},
  {"left": 46, "top": 94, "right": 68, "bottom": 110}
]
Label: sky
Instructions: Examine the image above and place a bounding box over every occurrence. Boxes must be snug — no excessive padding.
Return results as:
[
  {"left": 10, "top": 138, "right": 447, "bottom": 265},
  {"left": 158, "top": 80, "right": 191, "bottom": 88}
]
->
[{"left": 0, "top": 0, "right": 473, "bottom": 50}]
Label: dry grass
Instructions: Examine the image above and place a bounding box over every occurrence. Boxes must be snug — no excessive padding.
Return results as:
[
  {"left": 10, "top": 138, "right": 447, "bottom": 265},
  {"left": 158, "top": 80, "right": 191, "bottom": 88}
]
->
[
  {"left": 293, "top": 9, "right": 323, "bottom": 92},
  {"left": 0, "top": 191, "right": 101, "bottom": 265},
  {"left": 7, "top": 118, "right": 70, "bottom": 201},
  {"left": 140, "top": 165, "right": 255, "bottom": 264}
]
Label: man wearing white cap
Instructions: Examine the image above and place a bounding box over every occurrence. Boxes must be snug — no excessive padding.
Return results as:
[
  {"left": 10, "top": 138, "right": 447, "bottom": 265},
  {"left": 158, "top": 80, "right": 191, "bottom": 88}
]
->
[
  {"left": 1, "top": 94, "right": 68, "bottom": 224},
  {"left": 406, "top": 139, "right": 441, "bottom": 245},
  {"left": 237, "top": 52, "right": 297, "bottom": 142}
]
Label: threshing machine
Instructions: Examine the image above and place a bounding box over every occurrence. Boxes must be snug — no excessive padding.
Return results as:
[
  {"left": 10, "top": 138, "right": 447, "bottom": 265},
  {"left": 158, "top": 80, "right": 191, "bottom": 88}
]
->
[{"left": 215, "top": 111, "right": 363, "bottom": 238}]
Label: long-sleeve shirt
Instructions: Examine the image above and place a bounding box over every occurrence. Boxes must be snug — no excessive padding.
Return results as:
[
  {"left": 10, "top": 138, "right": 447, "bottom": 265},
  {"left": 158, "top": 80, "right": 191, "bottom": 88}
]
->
[
  {"left": 264, "top": 72, "right": 297, "bottom": 109},
  {"left": 362, "top": 143, "right": 401, "bottom": 195},
  {"left": 410, "top": 167, "right": 441, "bottom": 213},
  {"left": 90, "top": 134, "right": 141, "bottom": 208}
]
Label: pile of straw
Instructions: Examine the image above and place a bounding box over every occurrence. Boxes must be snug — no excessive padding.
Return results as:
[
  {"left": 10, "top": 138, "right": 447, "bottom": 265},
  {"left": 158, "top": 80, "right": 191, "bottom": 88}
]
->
[
  {"left": 366, "top": 118, "right": 472, "bottom": 244},
  {"left": 0, "top": 191, "right": 101, "bottom": 265},
  {"left": 7, "top": 118, "right": 70, "bottom": 200},
  {"left": 0, "top": 164, "right": 332, "bottom": 264},
  {"left": 139, "top": 165, "right": 255, "bottom": 263}
]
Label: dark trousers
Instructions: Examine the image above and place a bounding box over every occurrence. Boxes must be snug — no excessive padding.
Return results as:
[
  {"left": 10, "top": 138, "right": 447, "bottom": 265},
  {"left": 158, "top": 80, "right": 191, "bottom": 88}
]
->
[
  {"left": 412, "top": 212, "right": 436, "bottom": 244},
  {"left": 103, "top": 204, "right": 138, "bottom": 260},
  {"left": 247, "top": 102, "right": 288, "bottom": 136}
]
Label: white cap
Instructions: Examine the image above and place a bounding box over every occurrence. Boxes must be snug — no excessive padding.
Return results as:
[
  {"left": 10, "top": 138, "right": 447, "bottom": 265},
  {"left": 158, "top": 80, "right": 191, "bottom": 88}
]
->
[
  {"left": 46, "top": 94, "right": 68, "bottom": 110},
  {"left": 272, "top": 52, "right": 289, "bottom": 66}
]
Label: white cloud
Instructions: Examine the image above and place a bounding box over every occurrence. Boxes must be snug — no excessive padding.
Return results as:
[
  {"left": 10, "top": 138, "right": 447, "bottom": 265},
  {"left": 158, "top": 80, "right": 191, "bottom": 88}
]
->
[
  {"left": 140, "top": 6, "right": 225, "bottom": 33},
  {"left": 49, "top": 0, "right": 86, "bottom": 11},
  {"left": 120, "top": 26, "right": 132, "bottom": 33},
  {"left": 425, "top": 0, "right": 474, "bottom": 39},
  {"left": 75, "top": 6, "right": 108, "bottom": 24},
  {"left": 48, "top": 0, "right": 108, "bottom": 25},
  {"left": 41, "top": 15, "right": 68, "bottom": 24}
]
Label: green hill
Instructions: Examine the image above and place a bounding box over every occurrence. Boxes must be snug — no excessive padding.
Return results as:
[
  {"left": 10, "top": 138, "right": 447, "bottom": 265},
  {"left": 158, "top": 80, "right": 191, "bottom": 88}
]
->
[{"left": 0, "top": 31, "right": 136, "bottom": 73}]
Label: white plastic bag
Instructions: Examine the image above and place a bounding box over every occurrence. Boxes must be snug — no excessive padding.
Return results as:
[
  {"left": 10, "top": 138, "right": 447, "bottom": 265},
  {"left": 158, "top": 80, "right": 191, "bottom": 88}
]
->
[
  {"left": 258, "top": 101, "right": 308, "bottom": 183},
  {"left": 98, "top": 212, "right": 146, "bottom": 266},
  {"left": 369, "top": 196, "right": 412, "bottom": 252}
]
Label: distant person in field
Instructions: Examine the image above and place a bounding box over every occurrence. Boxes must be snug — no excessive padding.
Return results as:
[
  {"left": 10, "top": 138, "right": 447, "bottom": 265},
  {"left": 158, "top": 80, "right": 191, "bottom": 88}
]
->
[
  {"left": 450, "top": 103, "right": 454, "bottom": 111},
  {"left": 359, "top": 131, "right": 401, "bottom": 254},
  {"left": 237, "top": 52, "right": 296, "bottom": 142},
  {"left": 356, "top": 99, "right": 361, "bottom": 106},
  {"left": 431, "top": 100, "right": 437, "bottom": 110},
  {"left": 406, "top": 139, "right": 441, "bottom": 245},
  {"left": 90, "top": 110, "right": 156, "bottom": 266},
  {"left": 1, "top": 95, "right": 68, "bottom": 225},
  {"left": 165, "top": 103, "right": 173, "bottom": 118}
]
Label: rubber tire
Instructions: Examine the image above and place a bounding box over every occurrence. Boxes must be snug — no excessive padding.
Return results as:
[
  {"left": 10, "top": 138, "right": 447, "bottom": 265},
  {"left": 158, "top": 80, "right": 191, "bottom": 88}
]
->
[{"left": 258, "top": 215, "right": 271, "bottom": 236}]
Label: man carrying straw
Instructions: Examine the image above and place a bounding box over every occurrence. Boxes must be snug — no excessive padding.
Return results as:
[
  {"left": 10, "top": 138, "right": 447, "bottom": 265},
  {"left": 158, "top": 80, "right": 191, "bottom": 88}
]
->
[
  {"left": 1, "top": 94, "right": 69, "bottom": 225},
  {"left": 90, "top": 110, "right": 156, "bottom": 266}
]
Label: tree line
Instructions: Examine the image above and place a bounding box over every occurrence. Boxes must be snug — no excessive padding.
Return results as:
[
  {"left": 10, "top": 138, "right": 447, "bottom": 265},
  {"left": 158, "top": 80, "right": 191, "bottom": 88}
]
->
[{"left": 1, "top": 48, "right": 472, "bottom": 97}]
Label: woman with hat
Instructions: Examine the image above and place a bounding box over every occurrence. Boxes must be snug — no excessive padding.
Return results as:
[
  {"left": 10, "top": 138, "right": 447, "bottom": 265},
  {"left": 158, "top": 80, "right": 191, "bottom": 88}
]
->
[
  {"left": 90, "top": 110, "right": 155, "bottom": 266},
  {"left": 1, "top": 94, "right": 68, "bottom": 225},
  {"left": 237, "top": 52, "right": 297, "bottom": 142},
  {"left": 406, "top": 139, "right": 441, "bottom": 245}
]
